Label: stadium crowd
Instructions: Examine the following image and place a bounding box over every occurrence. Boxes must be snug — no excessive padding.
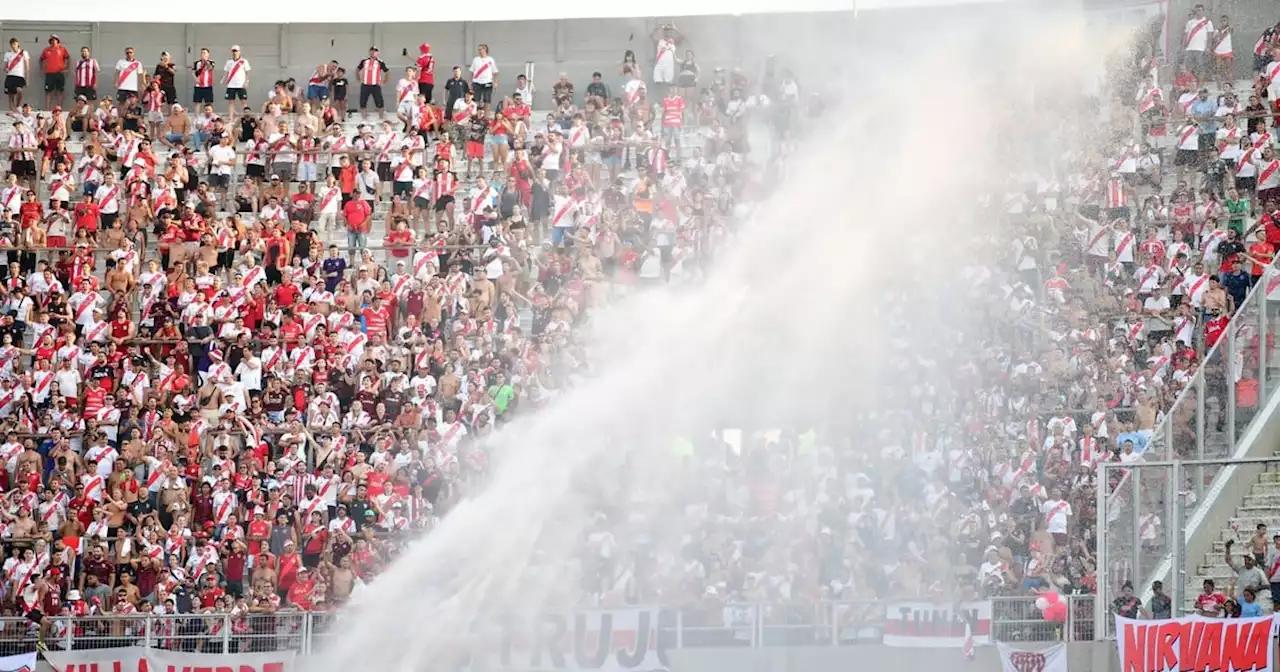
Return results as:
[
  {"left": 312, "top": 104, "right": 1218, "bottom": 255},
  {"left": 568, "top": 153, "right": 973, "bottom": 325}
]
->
[{"left": 0, "top": 5, "right": 1267, "bottom": 653}]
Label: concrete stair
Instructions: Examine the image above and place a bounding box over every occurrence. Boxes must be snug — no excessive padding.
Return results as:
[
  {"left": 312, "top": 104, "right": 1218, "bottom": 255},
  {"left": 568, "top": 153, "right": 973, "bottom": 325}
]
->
[{"left": 1185, "top": 463, "right": 1280, "bottom": 612}]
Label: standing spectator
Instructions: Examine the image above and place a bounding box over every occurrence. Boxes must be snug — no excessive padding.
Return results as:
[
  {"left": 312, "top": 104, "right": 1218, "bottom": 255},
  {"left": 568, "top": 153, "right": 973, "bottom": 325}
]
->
[
  {"left": 191, "top": 48, "right": 215, "bottom": 107},
  {"left": 223, "top": 45, "right": 251, "bottom": 121},
  {"left": 4, "top": 38, "right": 31, "bottom": 112},
  {"left": 154, "top": 52, "right": 177, "bottom": 109},
  {"left": 651, "top": 23, "right": 683, "bottom": 86},
  {"left": 469, "top": 45, "right": 497, "bottom": 105},
  {"left": 39, "top": 35, "right": 68, "bottom": 111},
  {"left": 1212, "top": 15, "right": 1234, "bottom": 84},
  {"left": 1182, "top": 5, "right": 1214, "bottom": 81},
  {"left": 342, "top": 193, "right": 371, "bottom": 252},
  {"left": 114, "top": 46, "right": 144, "bottom": 103},
  {"left": 416, "top": 44, "right": 435, "bottom": 103},
  {"left": 73, "top": 47, "right": 98, "bottom": 101},
  {"left": 357, "top": 47, "right": 388, "bottom": 117}
]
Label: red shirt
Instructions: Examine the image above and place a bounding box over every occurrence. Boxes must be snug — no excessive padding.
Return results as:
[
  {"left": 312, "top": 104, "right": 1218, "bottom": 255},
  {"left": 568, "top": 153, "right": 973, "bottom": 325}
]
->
[
  {"left": 362, "top": 305, "right": 388, "bottom": 338},
  {"left": 416, "top": 54, "right": 435, "bottom": 84},
  {"left": 280, "top": 321, "right": 303, "bottom": 348},
  {"left": 40, "top": 45, "right": 69, "bottom": 73},
  {"left": 1195, "top": 591, "right": 1226, "bottom": 615},
  {"left": 287, "top": 578, "right": 315, "bottom": 610},
  {"left": 199, "top": 586, "right": 225, "bottom": 609},
  {"left": 342, "top": 198, "right": 372, "bottom": 233},
  {"left": 274, "top": 283, "right": 301, "bottom": 308},
  {"left": 1205, "top": 314, "right": 1230, "bottom": 348},
  {"left": 662, "top": 97, "right": 685, "bottom": 127},
  {"left": 73, "top": 202, "right": 100, "bottom": 231},
  {"left": 386, "top": 229, "right": 412, "bottom": 258},
  {"left": 19, "top": 202, "right": 42, "bottom": 229}
]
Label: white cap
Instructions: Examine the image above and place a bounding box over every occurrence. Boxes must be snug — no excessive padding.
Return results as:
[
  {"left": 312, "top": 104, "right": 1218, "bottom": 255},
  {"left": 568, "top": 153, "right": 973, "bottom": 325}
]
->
[{"left": 231, "top": 45, "right": 241, "bottom": 51}]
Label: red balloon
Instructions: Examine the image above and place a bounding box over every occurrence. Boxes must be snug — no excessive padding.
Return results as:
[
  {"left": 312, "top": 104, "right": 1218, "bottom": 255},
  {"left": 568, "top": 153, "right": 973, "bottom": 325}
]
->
[
  {"left": 1044, "top": 603, "right": 1068, "bottom": 622},
  {"left": 1044, "top": 591, "right": 1062, "bottom": 604}
]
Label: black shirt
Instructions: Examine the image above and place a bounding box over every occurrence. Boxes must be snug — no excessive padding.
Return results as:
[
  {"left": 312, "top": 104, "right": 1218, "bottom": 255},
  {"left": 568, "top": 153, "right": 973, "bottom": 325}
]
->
[
  {"left": 586, "top": 82, "right": 609, "bottom": 100},
  {"left": 153, "top": 63, "right": 176, "bottom": 91},
  {"left": 331, "top": 78, "right": 348, "bottom": 101}
]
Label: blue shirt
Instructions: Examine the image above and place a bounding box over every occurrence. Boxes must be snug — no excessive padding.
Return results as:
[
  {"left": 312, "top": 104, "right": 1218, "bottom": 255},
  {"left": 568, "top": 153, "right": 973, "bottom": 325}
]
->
[
  {"left": 1115, "top": 430, "right": 1152, "bottom": 454},
  {"left": 1189, "top": 99, "right": 1218, "bottom": 133},
  {"left": 1242, "top": 601, "right": 1263, "bottom": 617},
  {"left": 321, "top": 257, "right": 347, "bottom": 292}
]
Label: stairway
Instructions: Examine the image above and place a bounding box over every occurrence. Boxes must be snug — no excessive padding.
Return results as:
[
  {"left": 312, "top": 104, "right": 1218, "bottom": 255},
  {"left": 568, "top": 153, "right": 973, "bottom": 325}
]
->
[{"left": 1187, "top": 456, "right": 1280, "bottom": 613}]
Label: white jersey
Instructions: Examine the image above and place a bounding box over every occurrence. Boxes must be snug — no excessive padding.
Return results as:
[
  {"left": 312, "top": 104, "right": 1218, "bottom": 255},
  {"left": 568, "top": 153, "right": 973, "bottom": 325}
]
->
[
  {"left": 1184, "top": 17, "right": 1214, "bottom": 52},
  {"left": 1259, "top": 159, "right": 1280, "bottom": 190},
  {"left": 223, "top": 58, "right": 250, "bottom": 88},
  {"left": 115, "top": 59, "right": 143, "bottom": 92},
  {"left": 1266, "top": 61, "right": 1280, "bottom": 101},
  {"left": 1177, "top": 124, "right": 1200, "bottom": 151},
  {"left": 1114, "top": 230, "right": 1136, "bottom": 263},
  {"left": 3, "top": 50, "right": 29, "bottom": 79},
  {"left": 655, "top": 38, "right": 677, "bottom": 66},
  {"left": 396, "top": 78, "right": 416, "bottom": 108},
  {"left": 469, "top": 56, "right": 497, "bottom": 85},
  {"left": 1213, "top": 28, "right": 1233, "bottom": 56}
]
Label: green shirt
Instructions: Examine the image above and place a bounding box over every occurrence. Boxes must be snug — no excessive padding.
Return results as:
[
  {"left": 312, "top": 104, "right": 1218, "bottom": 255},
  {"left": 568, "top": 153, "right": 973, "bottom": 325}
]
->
[
  {"left": 1226, "top": 198, "right": 1250, "bottom": 234},
  {"left": 489, "top": 384, "right": 515, "bottom": 413}
]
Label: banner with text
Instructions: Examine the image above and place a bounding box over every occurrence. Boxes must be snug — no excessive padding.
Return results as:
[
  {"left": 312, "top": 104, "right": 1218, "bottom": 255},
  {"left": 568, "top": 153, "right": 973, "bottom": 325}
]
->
[
  {"left": 882, "top": 601, "right": 991, "bottom": 648},
  {"left": 1115, "top": 614, "right": 1279, "bottom": 672},
  {"left": 0, "top": 652, "right": 35, "bottom": 672},
  {"left": 471, "top": 607, "right": 668, "bottom": 671},
  {"left": 999, "top": 643, "right": 1069, "bottom": 672},
  {"left": 45, "top": 646, "right": 296, "bottom": 672}
]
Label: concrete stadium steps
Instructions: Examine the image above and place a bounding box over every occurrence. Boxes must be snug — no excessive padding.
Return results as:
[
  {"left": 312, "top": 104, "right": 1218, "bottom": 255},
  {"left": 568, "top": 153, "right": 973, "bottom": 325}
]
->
[{"left": 1186, "top": 463, "right": 1280, "bottom": 611}]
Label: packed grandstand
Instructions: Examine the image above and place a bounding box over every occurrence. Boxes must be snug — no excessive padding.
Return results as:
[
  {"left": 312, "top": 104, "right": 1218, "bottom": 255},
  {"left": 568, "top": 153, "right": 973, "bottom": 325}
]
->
[{"left": 0, "top": 2, "right": 1268, "bottom": 657}]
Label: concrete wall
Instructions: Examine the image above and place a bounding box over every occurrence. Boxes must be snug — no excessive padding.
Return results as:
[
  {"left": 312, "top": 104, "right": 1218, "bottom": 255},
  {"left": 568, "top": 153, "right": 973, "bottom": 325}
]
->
[{"left": 0, "top": 15, "right": 855, "bottom": 110}]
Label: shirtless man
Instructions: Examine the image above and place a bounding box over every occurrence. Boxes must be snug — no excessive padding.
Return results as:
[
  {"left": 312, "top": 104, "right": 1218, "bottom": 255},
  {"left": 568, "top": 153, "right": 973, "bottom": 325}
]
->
[
  {"left": 160, "top": 104, "right": 190, "bottom": 149},
  {"left": 1252, "top": 523, "right": 1269, "bottom": 564},
  {"left": 104, "top": 259, "right": 134, "bottom": 302}
]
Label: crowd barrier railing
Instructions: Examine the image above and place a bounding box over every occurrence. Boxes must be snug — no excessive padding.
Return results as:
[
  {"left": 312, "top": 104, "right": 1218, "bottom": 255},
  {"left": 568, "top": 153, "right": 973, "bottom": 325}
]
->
[{"left": 0, "top": 596, "right": 1106, "bottom": 655}]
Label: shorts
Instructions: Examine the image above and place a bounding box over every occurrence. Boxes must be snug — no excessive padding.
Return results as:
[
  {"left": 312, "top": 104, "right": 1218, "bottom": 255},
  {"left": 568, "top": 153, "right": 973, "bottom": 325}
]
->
[
  {"left": 654, "top": 60, "right": 675, "bottom": 84},
  {"left": 466, "top": 140, "right": 485, "bottom": 159},
  {"left": 10, "top": 159, "right": 35, "bottom": 178},
  {"left": 677, "top": 72, "right": 697, "bottom": 88},
  {"left": 473, "top": 82, "right": 493, "bottom": 104},
  {"left": 193, "top": 86, "right": 213, "bottom": 104},
  {"left": 1237, "top": 176, "right": 1257, "bottom": 192},
  {"left": 413, "top": 196, "right": 430, "bottom": 209},
  {"left": 1108, "top": 206, "right": 1130, "bottom": 221},
  {"left": 225, "top": 87, "right": 247, "bottom": 101},
  {"left": 377, "top": 162, "right": 392, "bottom": 183},
  {"left": 44, "top": 73, "right": 65, "bottom": 93},
  {"left": 393, "top": 181, "right": 413, "bottom": 198},
  {"left": 208, "top": 174, "right": 229, "bottom": 189},
  {"left": 359, "top": 83, "right": 384, "bottom": 109},
  {"left": 307, "top": 84, "right": 328, "bottom": 100},
  {"left": 3, "top": 75, "right": 25, "bottom": 95},
  {"left": 418, "top": 82, "right": 433, "bottom": 101},
  {"left": 74, "top": 85, "right": 97, "bottom": 101},
  {"left": 246, "top": 163, "right": 265, "bottom": 180},
  {"left": 1174, "top": 149, "right": 1199, "bottom": 167},
  {"left": 145, "top": 110, "right": 164, "bottom": 125},
  {"left": 487, "top": 134, "right": 507, "bottom": 148},
  {"left": 297, "top": 162, "right": 318, "bottom": 182},
  {"left": 434, "top": 194, "right": 454, "bottom": 212}
]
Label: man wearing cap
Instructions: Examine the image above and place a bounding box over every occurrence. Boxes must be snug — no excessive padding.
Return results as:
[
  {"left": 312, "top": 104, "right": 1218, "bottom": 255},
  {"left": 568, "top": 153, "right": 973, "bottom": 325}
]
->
[
  {"left": 224, "top": 45, "right": 251, "bottom": 121},
  {"left": 40, "top": 35, "right": 69, "bottom": 111},
  {"left": 416, "top": 43, "right": 436, "bottom": 103},
  {"left": 356, "top": 47, "right": 388, "bottom": 117}
]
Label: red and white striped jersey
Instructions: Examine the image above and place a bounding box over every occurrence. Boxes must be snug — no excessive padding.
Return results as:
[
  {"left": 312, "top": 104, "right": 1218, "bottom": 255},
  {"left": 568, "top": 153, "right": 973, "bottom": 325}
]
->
[
  {"left": 433, "top": 172, "right": 456, "bottom": 199},
  {"left": 74, "top": 58, "right": 99, "bottom": 89},
  {"left": 1104, "top": 179, "right": 1128, "bottom": 208},
  {"left": 192, "top": 59, "right": 215, "bottom": 88},
  {"left": 360, "top": 58, "right": 386, "bottom": 86},
  {"left": 661, "top": 96, "right": 684, "bottom": 128}
]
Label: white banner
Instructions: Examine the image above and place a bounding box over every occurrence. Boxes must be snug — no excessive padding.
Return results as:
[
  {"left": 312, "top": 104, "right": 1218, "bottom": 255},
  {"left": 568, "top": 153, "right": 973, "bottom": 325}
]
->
[
  {"left": 998, "top": 643, "right": 1069, "bottom": 672},
  {"left": 475, "top": 607, "right": 667, "bottom": 671},
  {"left": 0, "top": 652, "right": 35, "bottom": 672},
  {"left": 45, "top": 646, "right": 296, "bottom": 672},
  {"left": 1115, "top": 613, "right": 1280, "bottom": 672},
  {"left": 882, "top": 601, "right": 991, "bottom": 648}
]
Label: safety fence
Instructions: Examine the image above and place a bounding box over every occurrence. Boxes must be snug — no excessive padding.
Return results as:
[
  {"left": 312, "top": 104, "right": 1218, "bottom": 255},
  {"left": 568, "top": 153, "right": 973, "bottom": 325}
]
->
[{"left": 0, "top": 596, "right": 1104, "bottom": 655}]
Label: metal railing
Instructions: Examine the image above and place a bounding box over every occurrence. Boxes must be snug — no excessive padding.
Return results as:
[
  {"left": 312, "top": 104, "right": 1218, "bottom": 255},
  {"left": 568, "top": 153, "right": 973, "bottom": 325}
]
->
[{"left": 0, "top": 597, "right": 1109, "bottom": 654}]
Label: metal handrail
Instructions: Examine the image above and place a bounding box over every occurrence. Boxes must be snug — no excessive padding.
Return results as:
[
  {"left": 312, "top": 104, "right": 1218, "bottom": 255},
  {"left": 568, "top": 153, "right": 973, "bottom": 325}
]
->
[{"left": 0, "top": 596, "right": 1099, "bottom": 654}]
